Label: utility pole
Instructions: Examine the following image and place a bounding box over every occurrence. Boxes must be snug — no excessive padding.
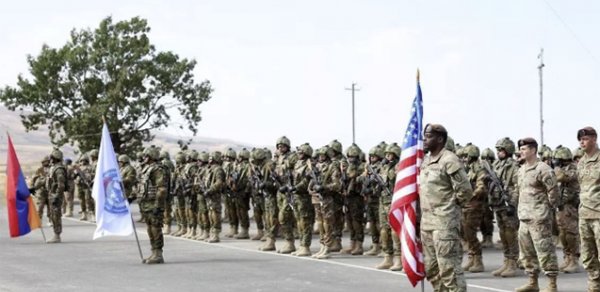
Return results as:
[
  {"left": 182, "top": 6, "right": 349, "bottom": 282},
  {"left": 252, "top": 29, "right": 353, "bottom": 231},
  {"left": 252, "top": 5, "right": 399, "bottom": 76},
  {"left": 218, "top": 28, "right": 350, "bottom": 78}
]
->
[
  {"left": 345, "top": 82, "right": 360, "bottom": 144},
  {"left": 538, "top": 48, "right": 545, "bottom": 147}
]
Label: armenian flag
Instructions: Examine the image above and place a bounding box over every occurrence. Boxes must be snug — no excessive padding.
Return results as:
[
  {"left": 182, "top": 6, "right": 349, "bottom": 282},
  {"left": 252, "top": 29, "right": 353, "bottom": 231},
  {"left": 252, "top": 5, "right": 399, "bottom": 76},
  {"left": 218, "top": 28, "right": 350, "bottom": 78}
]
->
[{"left": 5, "top": 134, "right": 41, "bottom": 237}]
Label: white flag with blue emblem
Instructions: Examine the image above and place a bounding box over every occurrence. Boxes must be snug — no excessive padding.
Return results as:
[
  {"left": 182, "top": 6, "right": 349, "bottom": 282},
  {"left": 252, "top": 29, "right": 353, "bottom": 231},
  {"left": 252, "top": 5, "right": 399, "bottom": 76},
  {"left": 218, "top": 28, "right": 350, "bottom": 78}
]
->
[{"left": 91, "top": 123, "right": 134, "bottom": 239}]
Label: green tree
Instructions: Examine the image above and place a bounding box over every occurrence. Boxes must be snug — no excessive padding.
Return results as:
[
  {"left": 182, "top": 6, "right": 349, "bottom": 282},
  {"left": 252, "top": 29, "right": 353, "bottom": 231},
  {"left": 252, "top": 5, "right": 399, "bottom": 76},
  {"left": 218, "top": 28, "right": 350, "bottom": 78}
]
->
[{"left": 0, "top": 16, "right": 212, "bottom": 155}]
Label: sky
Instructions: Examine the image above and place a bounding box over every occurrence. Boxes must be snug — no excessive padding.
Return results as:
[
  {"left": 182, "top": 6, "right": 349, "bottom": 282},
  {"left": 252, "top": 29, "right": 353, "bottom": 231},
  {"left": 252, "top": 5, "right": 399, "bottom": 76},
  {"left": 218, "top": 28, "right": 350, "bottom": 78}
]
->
[{"left": 1, "top": 0, "right": 600, "bottom": 153}]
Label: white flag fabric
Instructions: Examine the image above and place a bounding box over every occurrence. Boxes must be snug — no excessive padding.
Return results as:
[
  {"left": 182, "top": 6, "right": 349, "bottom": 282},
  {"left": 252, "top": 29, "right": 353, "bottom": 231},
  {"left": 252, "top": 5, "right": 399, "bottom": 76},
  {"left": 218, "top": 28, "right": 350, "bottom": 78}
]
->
[{"left": 91, "top": 123, "right": 134, "bottom": 239}]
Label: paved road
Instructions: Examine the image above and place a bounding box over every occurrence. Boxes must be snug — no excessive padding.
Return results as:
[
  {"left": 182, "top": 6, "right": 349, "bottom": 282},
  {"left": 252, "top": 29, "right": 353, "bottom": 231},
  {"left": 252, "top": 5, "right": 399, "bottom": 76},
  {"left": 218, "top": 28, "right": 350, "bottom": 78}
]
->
[{"left": 0, "top": 204, "right": 588, "bottom": 292}]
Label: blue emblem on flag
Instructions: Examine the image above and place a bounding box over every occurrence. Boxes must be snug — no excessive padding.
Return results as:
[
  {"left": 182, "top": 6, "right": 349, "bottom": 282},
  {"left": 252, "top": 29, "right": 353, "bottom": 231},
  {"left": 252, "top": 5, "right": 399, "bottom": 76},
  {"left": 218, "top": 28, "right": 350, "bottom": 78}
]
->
[{"left": 102, "top": 169, "right": 128, "bottom": 214}]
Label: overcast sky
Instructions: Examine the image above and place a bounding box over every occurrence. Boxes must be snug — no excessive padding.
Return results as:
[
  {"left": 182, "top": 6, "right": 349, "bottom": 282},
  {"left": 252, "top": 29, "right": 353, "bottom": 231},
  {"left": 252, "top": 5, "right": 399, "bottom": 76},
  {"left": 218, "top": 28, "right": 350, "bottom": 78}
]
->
[{"left": 1, "top": 0, "right": 599, "bottom": 153}]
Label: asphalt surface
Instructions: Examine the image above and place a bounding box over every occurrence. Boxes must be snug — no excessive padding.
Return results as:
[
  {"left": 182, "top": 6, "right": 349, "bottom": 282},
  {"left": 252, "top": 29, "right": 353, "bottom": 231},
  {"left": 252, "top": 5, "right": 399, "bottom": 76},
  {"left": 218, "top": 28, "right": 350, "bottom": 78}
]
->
[{"left": 0, "top": 204, "right": 589, "bottom": 292}]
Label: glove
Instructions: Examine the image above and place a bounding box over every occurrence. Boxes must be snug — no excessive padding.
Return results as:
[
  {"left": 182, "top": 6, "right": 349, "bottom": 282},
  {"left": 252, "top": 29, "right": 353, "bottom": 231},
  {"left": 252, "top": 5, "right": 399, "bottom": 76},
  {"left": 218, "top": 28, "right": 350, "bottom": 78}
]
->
[
  {"left": 313, "top": 184, "right": 323, "bottom": 192},
  {"left": 278, "top": 186, "right": 288, "bottom": 193},
  {"left": 288, "top": 186, "right": 296, "bottom": 193}
]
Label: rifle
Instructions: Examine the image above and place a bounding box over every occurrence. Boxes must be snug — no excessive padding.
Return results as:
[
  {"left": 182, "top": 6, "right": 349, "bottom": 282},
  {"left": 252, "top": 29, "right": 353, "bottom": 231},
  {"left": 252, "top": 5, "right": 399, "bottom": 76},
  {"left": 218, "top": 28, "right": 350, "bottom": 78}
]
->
[
  {"left": 481, "top": 161, "right": 515, "bottom": 215},
  {"left": 306, "top": 160, "right": 323, "bottom": 202},
  {"left": 73, "top": 165, "right": 91, "bottom": 188},
  {"left": 226, "top": 169, "right": 239, "bottom": 198},
  {"left": 270, "top": 170, "right": 295, "bottom": 211},
  {"left": 250, "top": 165, "right": 267, "bottom": 197},
  {"left": 366, "top": 164, "right": 392, "bottom": 196}
]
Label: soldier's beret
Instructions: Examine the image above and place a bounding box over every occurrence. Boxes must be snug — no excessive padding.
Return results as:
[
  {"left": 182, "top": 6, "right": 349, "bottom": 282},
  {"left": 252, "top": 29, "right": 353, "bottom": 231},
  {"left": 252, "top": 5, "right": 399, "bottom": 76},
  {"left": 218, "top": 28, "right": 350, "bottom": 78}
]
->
[
  {"left": 577, "top": 126, "right": 597, "bottom": 140},
  {"left": 517, "top": 137, "right": 538, "bottom": 148},
  {"left": 424, "top": 124, "right": 447, "bottom": 135}
]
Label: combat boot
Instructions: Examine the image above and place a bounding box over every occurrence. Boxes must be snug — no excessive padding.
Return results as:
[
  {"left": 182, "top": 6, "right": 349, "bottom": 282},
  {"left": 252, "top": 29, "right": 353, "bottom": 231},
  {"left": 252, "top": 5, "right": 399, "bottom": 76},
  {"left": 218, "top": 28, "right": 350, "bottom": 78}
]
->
[
  {"left": 515, "top": 273, "right": 539, "bottom": 292},
  {"left": 351, "top": 241, "right": 364, "bottom": 255},
  {"left": 492, "top": 259, "right": 508, "bottom": 277},
  {"left": 376, "top": 255, "right": 393, "bottom": 269},
  {"left": 295, "top": 246, "right": 312, "bottom": 257},
  {"left": 563, "top": 255, "right": 580, "bottom": 273},
  {"left": 170, "top": 224, "right": 182, "bottom": 236},
  {"left": 341, "top": 241, "right": 356, "bottom": 254},
  {"left": 235, "top": 228, "right": 250, "bottom": 239},
  {"left": 226, "top": 225, "right": 238, "bottom": 238},
  {"left": 184, "top": 227, "right": 197, "bottom": 239},
  {"left": 469, "top": 255, "right": 485, "bottom": 273},
  {"left": 88, "top": 212, "right": 96, "bottom": 223},
  {"left": 79, "top": 212, "right": 88, "bottom": 221},
  {"left": 559, "top": 256, "right": 570, "bottom": 272},
  {"left": 251, "top": 229, "right": 264, "bottom": 241},
  {"left": 481, "top": 235, "right": 494, "bottom": 248},
  {"left": 199, "top": 229, "right": 210, "bottom": 240},
  {"left": 162, "top": 224, "right": 171, "bottom": 235},
  {"left": 207, "top": 230, "right": 220, "bottom": 243},
  {"left": 500, "top": 259, "right": 518, "bottom": 277},
  {"left": 260, "top": 238, "right": 276, "bottom": 251},
  {"left": 329, "top": 239, "right": 342, "bottom": 252},
  {"left": 278, "top": 240, "right": 296, "bottom": 254},
  {"left": 174, "top": 226, "right": 187, "bottom": 237},
  {"left": 462, "top": 255, "right": 474, "bottom": 270},
  {"left": 316, "top": 246, "right": 331, "bottom": 259},
  {"left": 364, "top": 244, "right": 381, "bottom": 256},
  {"left": 312, "top": 244, "right": 326, "bottom": 258},
  {"left": 390, "top": 256, "right": 403, "bottom": 271},
  {"left": 46, "top": 233, "right": 61, "bottom": 244},
  {"left": 540, "top": 275, "right": 557, "bottom": 292},
  {"left": 64, "top": 209, "right": 73, "bottom": 217},
  {"left": 144, "top": 249, "right": 165, "bottom": 264}
]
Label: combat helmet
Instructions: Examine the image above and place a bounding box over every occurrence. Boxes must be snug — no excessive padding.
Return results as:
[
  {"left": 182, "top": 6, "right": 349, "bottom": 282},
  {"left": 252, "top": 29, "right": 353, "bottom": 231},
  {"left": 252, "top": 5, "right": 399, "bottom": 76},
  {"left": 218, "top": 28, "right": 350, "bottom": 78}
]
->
[
  {"left": 143, "top": 147, "right": 160, "bottom": 160},
  {"left": 298, "top": 143, "right": 313, "bottom": 157},
  {"left": 253, "top": 148, "right": 267, "bottom": 161},
  {"left": 160, "top": 151, "right": 170, "bottom": 160},
  {"left": 481, "top": 148, "right": 495, "bottom": 161},
  {"left": 209, "top": 151, "right": 223, "bottom": 163},
  {"left": 540, "top": 145, "right": 552, "bottom": 158},
  {"left": 445, "top": 136, "right": 456, "bottom": 152},
  {"left": 276, "top": 136, "right": 291, "bottom": 148},
  {"left": 50, "top": 149, "right": 63, "bottom": 161},
  {"left": 385, "top": 143, "right": 402, "bottom": 159},
  {"left": 346, "top": 144, "right": 361, "bottom": 158},
  {"left": 187, "top": 150, "right": 199, "bottom": 161},
  {"left": 464, "top": 144, "right": 480, "bottom": 158},
  {"left": 329, "top": 140, "right": 343, "bottom": 154},
  {"left": 573, "top": 147, "right": 584, "bottom": 160},
  {"left": 89, "top": 149, "right": 99, "bottom": 160},
  {"left": 175, "top": 152, "right": 186, "bottom": 164},
  {"left": 553, "top": 145, "right": 573, "bottom": 161},
  {"left": 238, "top": 148, "right": 251, "bottom": 160},
  {"left": 199, "top": 151, "right": 209, "bottom": 163},
  {"left": 369, "top": 146, "right": 384, "bottom": 159},
  {"left": 495, "top": 137, "right": 516, "bottom": 155},
  {"left": 118, "top": 154, "right": 130, "bottom": 163},
  {"left": 225, "top": 148, "right": 237, "bottom": 159}
]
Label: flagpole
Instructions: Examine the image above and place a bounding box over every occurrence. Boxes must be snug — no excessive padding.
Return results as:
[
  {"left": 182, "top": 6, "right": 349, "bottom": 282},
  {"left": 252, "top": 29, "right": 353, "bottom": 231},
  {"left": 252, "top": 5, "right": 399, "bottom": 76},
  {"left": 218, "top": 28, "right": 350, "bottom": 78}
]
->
[
  {"left": 39, "top": 226, "right": 47, "bottom": 242},
  {"left": 120, "top": 181, "right": 144, "bottom": 262}
]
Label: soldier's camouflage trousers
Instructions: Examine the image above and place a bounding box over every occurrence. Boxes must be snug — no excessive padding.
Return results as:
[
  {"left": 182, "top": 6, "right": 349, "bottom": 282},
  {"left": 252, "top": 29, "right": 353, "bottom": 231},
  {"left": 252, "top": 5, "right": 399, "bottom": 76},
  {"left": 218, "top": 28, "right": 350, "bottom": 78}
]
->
[
  {"left": 293, "top": 194, "right": 315, "bottom": 247},
  {"left": 557, "top": 204, "right": 580, "bottom": 257},
  {"left": 277, "top": 192, "right": 296, "bottom": 241},
  {"left": 35, "top": 191, "right": 50, "bottom": 221},
  {"left": 235, "top": 192, "right": 251, "bottom": 229},
  {"left": 495, "top": 209, "right": 519, "bottom": 260},
  {"left": 333, "top": 194, "right": 344, "bottom": 243},
  {"left": 184, "top": 193, "right": 198, "bottom": 229},
  {"left": 264, "top": 194, "right": 279, "bottom": 239},
  {"left": 163, "top": 193, "right": 174, "bottom": 226},
  {"left": 207, "top": 194, "right": 222, "bottom": 233},
  {"left": 422, "top": 228, "right": 467, "bottom": 292},
  {"left": 320, "top": 196, "right": 337, "bottom": 247},
  {"left": 197, "top": 194, "right": 210, "bottom": 231},
  {"left": 314, "top": 203, "right": 325, "bottom": 243},
  {"left": 62, "top": 188, "right": 74, "bottom": 214},
  {"left": 379, "top": 197, "right": 400, "bottom": 256},
  {"left": 579, "top": 218, "right": 600, "bottom": 275},
  {"left": 173, "top": 192, "right": 186, "bottom": 228},
  {"left": 224, "top": 193, "right": 239, "bottom": 228},
  {"left": 518, "top": 219, "right": 558, "bottom": 276},
  {"left": 251, "top": 193, "right": 265, "bottom": 231},
  {"left": 49, "top": 194, "right": 63, "bottom": 235},
  {"left": 366, "top": 199, "right": 380, "bottom": 245},
  {"left": 75, "top": 184, "right": 94, "bottom": 214},
  {"left": 142, "top": 209, "right": 164, "bottom": 250},
  {"left": 462, "top": 206, "right": 484, "bottom": 256},
  {"left": 346, "top": 194, "right": 365, "bottom": 243},
  {"left": 480, "top": 201, "right": 494, "bottom": 237}
]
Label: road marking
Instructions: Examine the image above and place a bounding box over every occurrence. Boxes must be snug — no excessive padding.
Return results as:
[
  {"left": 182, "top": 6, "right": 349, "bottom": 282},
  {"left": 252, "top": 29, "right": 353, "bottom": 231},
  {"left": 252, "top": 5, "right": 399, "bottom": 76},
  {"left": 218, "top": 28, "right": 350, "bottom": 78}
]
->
[{"left": 64, "top": 217, "right": 511, "bottom": 292}]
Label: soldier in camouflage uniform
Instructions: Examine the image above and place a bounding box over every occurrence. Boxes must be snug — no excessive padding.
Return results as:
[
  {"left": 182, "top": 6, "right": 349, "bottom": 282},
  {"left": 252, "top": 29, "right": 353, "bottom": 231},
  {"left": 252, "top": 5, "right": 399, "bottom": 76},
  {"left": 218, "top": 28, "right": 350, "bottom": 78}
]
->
[
  {"left": 573, "top": 147, "right": 584, "bottom": 164},
  {"left": 310, "top": 146, "right": 342, "bottom": 259},
  {"left": 181, "top": 151, "right": 199, "bottom": 238},
  {"left": 203, "top": 151, "right": 226, "bottom": 243},
  {"left": 273, "top": 136, "right": 298, "bottom": 254},
  {"left": 233, "top": 148, "right": 252, "bottom": 239},
  {"left": 289, "top": 143, "right": 315, "bottom": 256},
  {"left": 491, "top": 137, "right": 520, "bottom": 278},
  {"left": 33, "top": 156, "right": 50, "bottom": 223},
  {"left": 250, "top": 148, "right": 274, "bottom": 243},
  {"left": 46, "top": 149, "right": 67, "bottom": 243},
  {"left": 515, "top": 137, "right": 559, "bottom": 292},
  {"left": 553, "top": 145, "right": 581, "bottom": 273},
  {"left": 223, "top": 148, "right": 239, "bottom": 238},
  {"left": 171, "top": 152, "right": 187, "bottom": 236},
  {"left": 479, "top": 148, "right": 496, "bottom": 248},
  {"left": 340, "top": 144, "right": 366, "bottom": 256},
  {"left": 328, "top": 139, "right": 346, "bottom": 252},
  {"left": 194, "top": 151, "right": 211, "bottom": 240},
  {"left": 374, "top": 143, "right": 402, "bottom": 271},
  {"left": 135, "top": 151, "right": 146, "bottom": 223},
  {"left": 74, "top": 155, "right": 93, "bottom": 221},
  {"left": 576, "top": 126, "right": 600, "bottom": 291},
  {"left": 362, "top": 146, "right": 385, "bottom": 256},
  {"left": 118, "top": 155, "right": 137, "bottom": 204},
  {"left": 138, "top": 147, "right": 169, "bottom": 264},
  {"left": 160, "top": 151, "right": 175, "bottom": 235},
  {"left": 62, "top": 158, "right": 75, "bottom": 217},
  {"left": 87, "top": 149, "right": 99, "bottom": 219},
  {"left": 461, "top": 144, "right": 489, "bottom": 273},
  {"left": 420, "top": 124, "right": 473, "bottom": 291}
]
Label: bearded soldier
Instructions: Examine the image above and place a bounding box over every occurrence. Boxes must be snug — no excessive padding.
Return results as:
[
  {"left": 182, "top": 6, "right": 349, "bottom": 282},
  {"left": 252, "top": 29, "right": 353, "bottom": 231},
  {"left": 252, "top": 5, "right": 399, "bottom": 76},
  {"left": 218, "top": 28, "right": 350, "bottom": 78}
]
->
[
  {"left": 138, "top": 147, "right": 168, "bottom": 264},
  {"left": 552, "top": 145, "right": 581, "bottom": 273},
  {"left": 46, "top": 149, "right": 67, "bottom": 243}
]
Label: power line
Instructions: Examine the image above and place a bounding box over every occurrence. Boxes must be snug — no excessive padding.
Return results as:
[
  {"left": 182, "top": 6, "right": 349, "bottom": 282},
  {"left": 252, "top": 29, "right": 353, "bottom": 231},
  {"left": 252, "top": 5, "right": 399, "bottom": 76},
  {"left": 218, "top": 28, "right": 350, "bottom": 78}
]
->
[{"left": 542, "top": 0, "right": 600, "bottom": 66}]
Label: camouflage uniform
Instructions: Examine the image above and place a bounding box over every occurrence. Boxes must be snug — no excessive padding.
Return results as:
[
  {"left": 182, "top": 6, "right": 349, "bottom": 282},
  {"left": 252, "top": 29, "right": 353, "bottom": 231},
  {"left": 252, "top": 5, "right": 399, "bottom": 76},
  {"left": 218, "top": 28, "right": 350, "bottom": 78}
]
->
[
  {"left": 363, "top": 146, "right": 385, "bottom": 256},
  {"left": 274, "top": 137, "right": 298, "bottom": 254},
  {"left": 33, "top": 157, "right": 50, "bottom": 222},
  {"left": 62, "top": 159, "right": 75, "bottom": 217},
  {"left": 223, "top": 148, "right": 239, "bottom": 237},
  {"left": 461, "top": 145, "right": 488, "bottom": 273},
  {"left": 420, "top": 148, "right": 473, "bottom": 291},
  {"left": 194, "top": 152, "right": 211, "bottom": 240},
  {"left": 329, "top": 140, "right": 346, "bottom": 252},
  {"left": 480, "top": 148, "right": 496, "bottom": 247},
  {"left": 182, "top": 151, "right": 199, "bottom": 238},
  {"left": 251, "top": 148, "right": 276, "bottom": 245},
  {"left": 341, "top": 144, "right": 366, "bottom": 256},
  {"left": 161, "top": 152, "right": 175, "bottom": 234},
  {"left": 290, "top": 144, "right": 316, "bottom": 256},
  {"left": 232, "top": 149, "right": 252, "bottom": 239},
  {"left": 74, "top": 157, "right": 93, "bottom": 221},
  {"left": 46, "top": 149, "right": 67, "bottom": 243},
  {"left": 119, "top": 156, "right": 137, "bottom": 202},
  {"left": 553, "top": 146, "right": 581, "bottom": 273},
  {"left": 138, "top": 147, "right": 168, "bottom": 264},
  {"left": 171, "top": 152, "right": 188, "bottom": 236},
  {"left": 203, "top": 151, "right": 226, "bottom": 243},
  {"left": 577, "top": 145, "right": 600, "bottom": 290},
  {"left": 516, "top": 153, "right": 560, "bottom": 290}
]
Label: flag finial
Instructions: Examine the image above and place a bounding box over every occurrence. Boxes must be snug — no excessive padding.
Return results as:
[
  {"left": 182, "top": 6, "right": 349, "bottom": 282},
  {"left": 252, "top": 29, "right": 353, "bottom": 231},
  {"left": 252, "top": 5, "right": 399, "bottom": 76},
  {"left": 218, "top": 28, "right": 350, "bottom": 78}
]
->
[{"left": 416, "top": 69, "right": 420, "bottom": 82}]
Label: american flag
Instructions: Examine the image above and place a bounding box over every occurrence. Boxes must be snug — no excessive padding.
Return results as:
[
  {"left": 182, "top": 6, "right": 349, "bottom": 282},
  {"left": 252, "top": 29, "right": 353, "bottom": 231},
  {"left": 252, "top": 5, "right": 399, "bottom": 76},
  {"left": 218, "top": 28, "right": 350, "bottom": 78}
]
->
[{"left": 389, "top": 72, "right": 425, "bottom": 287}]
